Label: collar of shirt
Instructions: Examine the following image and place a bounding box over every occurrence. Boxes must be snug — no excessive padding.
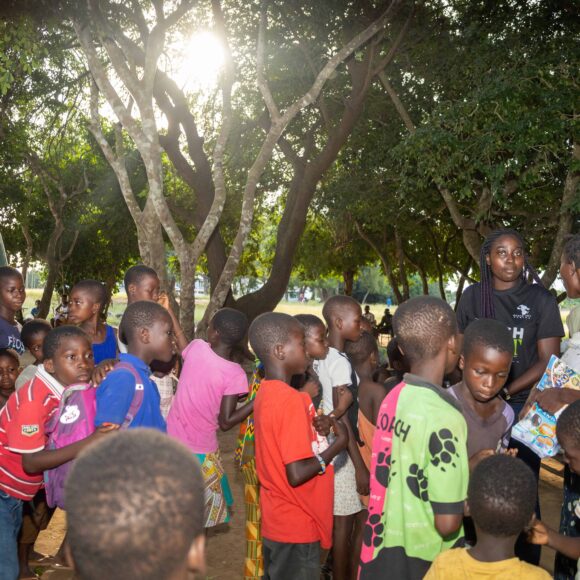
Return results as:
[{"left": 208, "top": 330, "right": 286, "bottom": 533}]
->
[
  {"left": 118, "top": 352, "right": 152, "bottom": 377},
  {"left": 36, "top": 364, "right": 65, "bottom": 398}
]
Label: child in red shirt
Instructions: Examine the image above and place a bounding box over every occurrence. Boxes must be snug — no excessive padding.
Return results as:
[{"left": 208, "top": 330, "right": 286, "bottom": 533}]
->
[{"left": 249, "top": 312, "right": 348, "bottom": 580}]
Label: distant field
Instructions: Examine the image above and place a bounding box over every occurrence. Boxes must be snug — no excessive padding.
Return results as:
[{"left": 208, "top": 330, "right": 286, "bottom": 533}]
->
[{"left": 21, "top": 288, "right": 572, "bottom": 334}]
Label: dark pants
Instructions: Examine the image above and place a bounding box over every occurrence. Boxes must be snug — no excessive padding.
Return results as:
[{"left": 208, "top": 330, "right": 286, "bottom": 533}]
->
[
  {"left": 510, "top": 399, "right": 541, "bottom": 566},
  {"left": 263, "top": 538, "right": 320, "bottom": 580}
]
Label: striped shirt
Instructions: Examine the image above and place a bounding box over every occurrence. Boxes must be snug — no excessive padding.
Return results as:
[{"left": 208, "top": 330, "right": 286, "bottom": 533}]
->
[{"left": 0, "top": 366, "right": 64, "bottom": 500}]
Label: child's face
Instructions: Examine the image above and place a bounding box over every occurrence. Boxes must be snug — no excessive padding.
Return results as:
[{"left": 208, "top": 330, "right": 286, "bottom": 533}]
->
[
  {"left": 129, "top": 274, "right": 160, "bottom": 303},
  {"left": 559, "top": 255, "right": 580, "bottom": 299},
  {"left": 305, "top": 325, "right": 329, "bottom": 361},
  {"left": 44, "top": 336, "right": 94, "bottom": 386},
  {"left": 27, "top": 331, "right": 49, "bottom": 364},
  {"left": 460, "top": 344, "right": 512, "bottom": 403},
  {"left": 0, "top": 275, "right": 26, "bottom": 314},
  {"left": 560, "top": 434, "right": 580, "bottom": 475},
  {"left": 486, "top": 235, "right": 524, "bottom": 284},
  {"left": 68, "top": 289, "right": 99, "bottom": 324},
  {"left": 282, "top": 327, "right": 309, "bottom": 375},
  {"left": 340, "top": 305, "right": 363, "bottom": 342},
  {"left": 0, "top": 353, "right": 19, "bottom": 393},
  {"left": 146, "top": 316, "right": 176, "bottom": 363}
]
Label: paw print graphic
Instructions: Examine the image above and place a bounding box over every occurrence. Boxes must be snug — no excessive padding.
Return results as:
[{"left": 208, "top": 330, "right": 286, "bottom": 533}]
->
[
  {"left": 375, "top": 452, "right": 396, "bottom": 487},
  {"left": 429, "top": 428, "right": 460, "bottom": 471},
  {"left": 363, "top": 512, "right": 385, "bottom": 548},
  {"left": 406, "top": 463, "right": 429, "bottom": 501}
]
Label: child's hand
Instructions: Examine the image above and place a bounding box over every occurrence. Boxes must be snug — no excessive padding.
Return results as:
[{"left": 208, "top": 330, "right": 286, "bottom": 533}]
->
[
  {"left": 331, "top": 417, "right": 349, "bottom": 449},
  {"left": 301, "top": 379, "right": 320, "bottom": 400},
  {"left": 468, "top": 448, "right": 495, "bottom": 471},
  {"left": 313, "top": 413, "right": 331, "bottom": 436},
  {"left": 91, "top": 359, "right": 118, "bottom": 386},
  {"left": 527, "top": 517, "right": 550, "bottom": 545},
  {"left": 157, "top": 292, "right": 170, "bottom": 310},
  {"left": 535, "top": 388, "right": 572, "bottom": 415},
  {"left": 355, "top": 465, "right": 370, "bottom": 497},
  {"left": 501, "top": 447, "right": 518, "bottom": 458}
]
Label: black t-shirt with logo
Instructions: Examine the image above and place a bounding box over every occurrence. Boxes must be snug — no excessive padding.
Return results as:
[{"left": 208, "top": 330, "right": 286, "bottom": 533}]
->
[{"left": 456, "top": 280, "right": 564, "bottom": 404}]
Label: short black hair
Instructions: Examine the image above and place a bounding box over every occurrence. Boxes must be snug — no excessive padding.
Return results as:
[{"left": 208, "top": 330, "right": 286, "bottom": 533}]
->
[
  {"left": 119, "top": 300, "right": 171, "bottom": 345},
  {"left": 123, "top": 265, "right": 159, "bottom": 293},
  {"left": 563, "top": 235, "right": 580, "bottom": 268},
  {"left": 21, "top": 319, "right": 52, "bottom": 348},
  {"left": 344, "top": 331, "right": 378, "bottom": 367},
  {"left": 469, "top": 455, "right": 536, "bottom": 537},
  {"left": 393, "top": 296, "right": 457, "bottom": 364},
  {"left": 65, "top": 429, "right": 204, "bottom": 580},
  {"left": 72, "top": 279, "right": 109, "bottom": 319},
  {"left": 0, "top": 266, "right": 22, "bottom": 284},
  {"left": 322, "top": 295, "right": 361, "bottom": 325},
  {"left": 0, "top": 348, "right": 19, "bottom": 366},
  {"left": 211, "top": 308, "right": 248, "bottom": 346},
  {"left": 557, "top": 399, "right": 580, "bottom": 448},
  {"left": 249, "top": 312, "right": 302, "bottom": 362},
  {"left": 294, "top": 314, "right": 325, "bottom": 335},
  {"left": 463, "top": 319, "right": 514, "bottom": 359},
  {"left": 43, "top": 326, "right": 91, "bottom": 360}
]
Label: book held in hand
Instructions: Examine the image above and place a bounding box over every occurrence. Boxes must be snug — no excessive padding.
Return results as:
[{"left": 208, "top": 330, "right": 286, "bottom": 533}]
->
[{"left": 512, "top": 355, "right": 580, "bottom": 458}]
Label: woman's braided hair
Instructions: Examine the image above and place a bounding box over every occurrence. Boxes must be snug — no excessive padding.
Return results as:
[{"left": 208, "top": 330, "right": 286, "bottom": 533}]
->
[{"left": 479, "top": 229, "right": 543, "bottom": 319}]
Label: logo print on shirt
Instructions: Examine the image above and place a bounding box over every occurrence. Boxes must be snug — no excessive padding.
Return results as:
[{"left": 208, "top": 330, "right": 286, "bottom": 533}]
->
[
  {"left": 513, "top": 304, "right": 532, "bottom": 320},
  {"left": 21, "top": 424, "right": 40, "bottom": 437},
  {"left": 60, "top": 404, "right": 81, "bottom": 425}
]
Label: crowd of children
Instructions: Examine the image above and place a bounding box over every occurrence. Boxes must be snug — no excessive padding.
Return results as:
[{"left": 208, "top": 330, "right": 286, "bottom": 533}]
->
[{"left": 0, "top": 229, "right": 578, "bottom": 580}]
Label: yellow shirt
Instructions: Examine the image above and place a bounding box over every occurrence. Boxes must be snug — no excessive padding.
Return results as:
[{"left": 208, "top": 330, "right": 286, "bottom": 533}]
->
[{"left": 425, "top": 548, "right": 551, "bottom": 579}]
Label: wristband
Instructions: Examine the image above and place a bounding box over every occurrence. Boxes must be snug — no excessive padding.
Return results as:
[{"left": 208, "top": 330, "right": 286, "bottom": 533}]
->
[
  {"left": 502, "top": 387, "right": 511, "bottom": 401},
  {"left": 315, "top": 454, "right": 326, "bottom": 475}
]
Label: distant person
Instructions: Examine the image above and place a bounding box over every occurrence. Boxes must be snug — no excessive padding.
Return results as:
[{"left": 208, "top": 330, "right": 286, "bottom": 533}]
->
[
  {"left": 30, "top": 300, "right": 41, "bottom": 318},
  {"left": 362, "top": 305, "right": 376, "bottom": 327},
  {"left": 425, "top": 455, "right": 550, "bottom": 579},
  {"left": 53, "top": 293, "right": 69, "bottom": 326},
  {"left": 65, "top": 430, "right": 206, "bottom": 580},
  {"left": 377, "top": 308, "right": 393, "bottom": 336}
]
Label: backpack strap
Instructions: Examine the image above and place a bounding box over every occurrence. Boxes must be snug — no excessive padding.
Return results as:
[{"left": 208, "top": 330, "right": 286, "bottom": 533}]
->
[{"left": 112, "top": 361, "right": 145, "bottom": 430}]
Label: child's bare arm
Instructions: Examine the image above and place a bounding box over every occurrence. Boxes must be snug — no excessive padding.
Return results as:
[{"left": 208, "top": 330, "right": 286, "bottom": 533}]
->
[
  {"left": 218, "top": 394, "right": 254, "bottom": 431},
  {"left": 22, "top": 430, "right": 108, "bottom": 474},
  {"left": 433, "top": 513, "right": 463, "bottom": 538},
  {"left": 158, "top": 292, "right": 188, "bottom": 353},
  {"left": 528, "top": 518, "right": 580, "bottom": 560},
  {"left": 344, "top": 416, "right": 370, "bottom": 496},
  {"left": 286, "top": 418, "right": 348, "bottom": 487},
  {"left": 331, "top": 385, "right": 353, "bottom": 419}
]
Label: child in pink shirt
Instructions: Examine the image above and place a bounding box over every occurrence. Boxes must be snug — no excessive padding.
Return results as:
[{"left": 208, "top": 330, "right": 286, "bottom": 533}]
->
[{"left": 167, "top": 308, "right": 253, "bottom": 529}]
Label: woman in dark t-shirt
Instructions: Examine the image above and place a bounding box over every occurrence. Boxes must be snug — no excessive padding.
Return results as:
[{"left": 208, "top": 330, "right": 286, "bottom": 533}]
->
[{"left": 456, "top": 228, "right": 564, "bottom": 565}]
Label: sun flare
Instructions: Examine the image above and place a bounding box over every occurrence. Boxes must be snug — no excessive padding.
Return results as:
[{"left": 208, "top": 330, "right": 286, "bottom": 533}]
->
[{"left": 171, "top": 31, "right": 225, "bottom": 91}]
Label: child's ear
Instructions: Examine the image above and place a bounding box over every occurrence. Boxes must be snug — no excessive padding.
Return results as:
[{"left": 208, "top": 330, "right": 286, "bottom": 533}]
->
[
  {"left": 370, "top": 351, "right": 379, "bottom": 367},
  {"left": 187, "top": 534, "right": 206, "bottom": 576},
  {"left": 335, "top": 317, "right": 343, "bottom": 330},
  {"left": 273, "top": 342, "right": 285, "bottom": 361},
  {"left": 127, "top": 283, "right": 136, "bottom": 297},
  {"left": 458, "top": 354, "right": 465, "bottom": 371},
  {"left": 448, "top": 333, "right": 458, "bottom": 356},
  {"left": 43, "top": 358, "right": 55, "bottom": 374},
  {"left": 140, "top": 327, "right": 151, "bottom": 344}
]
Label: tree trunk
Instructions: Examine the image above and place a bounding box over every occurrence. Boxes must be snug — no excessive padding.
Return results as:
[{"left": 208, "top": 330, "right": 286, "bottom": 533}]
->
[
  {"left": 39, "top": 262, "right": 58, "bottom": 320},
  {"left": 454, "top": 257, "right": 473, "bottom": 311},
  {"left": 395, "top": 228, "right": 410, "bottom": 301},
  {"left": 541, "top": 144, "right": 579, "bottom": 288},
  {"left": 21, "top": 224, "right": 33, "bottom": 288},
  {"left": 343, "top": 270, "right": 355, "bottom": 296}
]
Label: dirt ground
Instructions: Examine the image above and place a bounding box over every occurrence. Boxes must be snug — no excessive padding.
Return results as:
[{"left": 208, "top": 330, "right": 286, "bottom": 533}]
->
[{"left": 35, "top": 429, "right": 565, "bottom": 579}]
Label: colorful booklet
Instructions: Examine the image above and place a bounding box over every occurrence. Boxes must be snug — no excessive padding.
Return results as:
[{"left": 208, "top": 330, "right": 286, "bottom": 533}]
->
[{"left": 512, "top": 355, "right": 580, "bottom": 458}]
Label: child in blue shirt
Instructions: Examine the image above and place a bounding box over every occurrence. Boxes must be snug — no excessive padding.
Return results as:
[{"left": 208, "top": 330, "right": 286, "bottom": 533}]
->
[{"left": 95, "top": 301, "right": 175, "bottom": 433}]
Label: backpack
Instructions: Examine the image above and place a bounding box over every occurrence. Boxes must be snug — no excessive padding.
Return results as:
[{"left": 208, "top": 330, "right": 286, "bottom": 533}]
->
[{"left": 44, "top": 361, "right": 144, "bottom": 508}]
